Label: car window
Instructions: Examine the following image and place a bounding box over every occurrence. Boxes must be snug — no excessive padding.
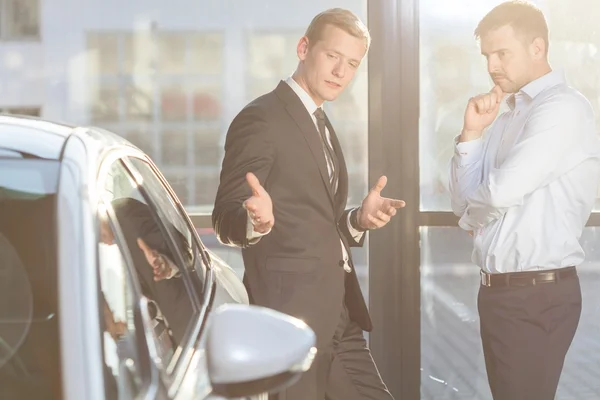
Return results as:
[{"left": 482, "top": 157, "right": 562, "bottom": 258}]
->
[
  {"left": 0, "top": 158, "right": 61, "bottom": 399},
  {"left": 98, "top": 158, "right": 201, "bottom": 381},
  {"left": 127, "top": 156, "right": 208, "bottom": 294},
  {"left": 97, "top": 205, "right": 144, "bottom": 399}
]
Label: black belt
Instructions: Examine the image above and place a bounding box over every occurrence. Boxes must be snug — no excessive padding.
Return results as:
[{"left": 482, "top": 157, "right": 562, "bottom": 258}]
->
[{"left": 480, "top": 266, "right": 577, "bottom": 288}]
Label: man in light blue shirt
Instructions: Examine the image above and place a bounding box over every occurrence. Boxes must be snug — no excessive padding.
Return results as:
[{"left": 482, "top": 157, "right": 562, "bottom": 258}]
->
[{"left": 449, "top": 2, "right": 600, "bottom": 399}]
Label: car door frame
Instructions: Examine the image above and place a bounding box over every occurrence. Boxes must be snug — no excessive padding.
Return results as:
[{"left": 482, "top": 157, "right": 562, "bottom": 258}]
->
[{"left": 96, "top": 146, "right": 217, "bottom": 398}]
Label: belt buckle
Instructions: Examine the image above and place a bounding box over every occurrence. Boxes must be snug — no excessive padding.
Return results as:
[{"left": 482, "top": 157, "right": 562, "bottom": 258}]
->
[{"left": 480, "top": 270, "right": 491, "bottom": 287}]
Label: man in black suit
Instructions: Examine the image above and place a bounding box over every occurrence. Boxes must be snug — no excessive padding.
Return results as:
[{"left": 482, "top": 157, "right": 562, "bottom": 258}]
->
[{"left": 213, "top": 8, "right": 404, "bottom": 400}]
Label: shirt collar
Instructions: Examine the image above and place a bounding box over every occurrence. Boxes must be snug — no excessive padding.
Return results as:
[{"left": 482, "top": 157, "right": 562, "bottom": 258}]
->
[
  {"left": 506, "top": 69, "right": 566, "bottom": 110},
  {"left": 285, "top": 76, "right": 322, "bottom": 116}
]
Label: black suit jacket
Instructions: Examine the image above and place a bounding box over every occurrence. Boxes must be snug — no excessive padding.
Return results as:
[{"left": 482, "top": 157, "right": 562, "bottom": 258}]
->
[{"left": 212, "top": 81, "right": 371, "bottom": 345}]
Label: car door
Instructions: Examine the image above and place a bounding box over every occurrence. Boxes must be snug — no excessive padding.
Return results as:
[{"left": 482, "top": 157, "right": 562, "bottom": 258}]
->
[
  {"left": 121, "top": 156, "right": 265, "bottom": 400},
  {"left": 96, "top": 152, "right": 212, "bottom": 399}
]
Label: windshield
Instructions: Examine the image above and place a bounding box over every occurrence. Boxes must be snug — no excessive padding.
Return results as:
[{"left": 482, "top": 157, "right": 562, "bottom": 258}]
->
[{"left": 0, "top": 157, "right": 62, "bottom": 399}]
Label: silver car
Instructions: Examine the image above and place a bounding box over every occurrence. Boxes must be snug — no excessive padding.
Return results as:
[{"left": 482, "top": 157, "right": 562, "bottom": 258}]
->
[{"left": 0, "top": 115, "right": 316, "bottom": 400}]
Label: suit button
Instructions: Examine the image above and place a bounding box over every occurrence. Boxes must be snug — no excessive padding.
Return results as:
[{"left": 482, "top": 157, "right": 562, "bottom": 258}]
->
[{"left": 338, "top": 260, "right": 345, "bottom": 267}]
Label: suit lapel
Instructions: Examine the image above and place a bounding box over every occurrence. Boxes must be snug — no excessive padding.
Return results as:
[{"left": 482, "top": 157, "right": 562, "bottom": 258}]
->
[{"left": 275, "top": 82, "right": 335, "bottom": 205}]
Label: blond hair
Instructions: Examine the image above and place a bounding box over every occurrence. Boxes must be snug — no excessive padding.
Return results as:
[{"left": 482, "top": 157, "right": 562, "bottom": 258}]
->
[{"left": 305, "top": 8, "right": 371, "bottom": 51}]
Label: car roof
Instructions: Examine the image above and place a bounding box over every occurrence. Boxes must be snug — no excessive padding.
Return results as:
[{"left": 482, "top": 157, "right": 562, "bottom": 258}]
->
[
  {"left": 0, "top": 114, "right": 76, "bottom": 160},
  {"left": 0, "top": 114, "right": 136, "bottom": 160}
]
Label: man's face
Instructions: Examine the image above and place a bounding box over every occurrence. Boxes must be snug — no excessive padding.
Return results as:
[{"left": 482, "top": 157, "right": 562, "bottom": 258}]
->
[
  {"left": 480, "top": 24, "right": 538, "bottom": 93},
  {"left": 297, "top": 24, "right": 367, "bottom": 105}
]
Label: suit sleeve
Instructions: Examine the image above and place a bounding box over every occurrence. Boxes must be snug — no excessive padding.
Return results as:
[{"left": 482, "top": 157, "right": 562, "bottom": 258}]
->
[
  {"left": 212, "top": 106, "right": 275, "bottom": 248},
  {"left": 338, "top": 208, "right": 366, "bottom": 248}
]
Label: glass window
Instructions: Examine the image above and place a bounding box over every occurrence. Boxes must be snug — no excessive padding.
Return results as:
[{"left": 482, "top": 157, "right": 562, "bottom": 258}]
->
[
  {"left": 128, "top": 157, "right": 208, "bottom": 290},
  {"left": 124, "top": 82, "right": 154, "bottom": 122},
  {"left": 97, "top": 206, "right": 143, "bottom": 399},
  {"left": 0, "top": 0, "right": 39, "bottom": 40},
  {"left": 419, "top": 0, "right": 600, "bottom": 211},
  {"left": 5, "top": 1, "right": 371, "bottom": 216},
  {"left": 194, "top": 128, "right": 221, "bottom": 167},
  {"left": 190, "top": 83, "right": 221, "bottom": 121},
  {"left": 189, "top": 33, "right": 224, "bottom": 75},
  {"left": 90, "top": 82, "right": 121, "bottom": 124},
  {"left": 99, "top": 159, "right": 201, "bottom": 374},
  {"left": 84, "top": 30, "right": 224, "bottom": 209},
  {"left": 160, "top": 84, "right": 187, "bottom": 121},
  {"left": 0, "top": 107, "right": 41, "bottom": 116},
  {"left": 87, "top": 33, "right": 120, "bottom": 76},
  {"left": 246, "top": 32, "right": 302, "bottom": 100},
  {"left": 157, "top": 33, "right": 186, "bottom": 75},
  {"left": 194, "top": 171, "right": 219, "bottom": 212},
  {"left": 122, "top": 129, "right": 155, "bottom": 158},
  {"left": 161, "top": 130, "right": 188, "bottom": 167},
  {"left": 0, "top": 158, "right": 61, "bottom": 399},
  {"left": 163, "top": 172, "right": 190, "bottom": 207},
  {"left": 122, "top": 33, "right": 154, "bottom": 76}
]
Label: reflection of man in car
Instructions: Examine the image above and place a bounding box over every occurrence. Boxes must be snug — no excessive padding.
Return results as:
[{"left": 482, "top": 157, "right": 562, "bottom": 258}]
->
[
  {"left": 101, "top": 295, "right": 126, "bottom": 341},
  {"left": 100, "top": 206, "right": 179, "bottom": 282},
  {"left": 106, "top": 198, "right": 194, "bottom": 344}
]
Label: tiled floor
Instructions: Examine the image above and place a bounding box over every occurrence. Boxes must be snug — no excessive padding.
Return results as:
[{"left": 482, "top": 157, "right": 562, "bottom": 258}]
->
[
  {"left": 203, "top": 233, "right": 600, "bottom": 399},
  {"left": 421, "top": 263, "right": 600, "bottom": 400}
]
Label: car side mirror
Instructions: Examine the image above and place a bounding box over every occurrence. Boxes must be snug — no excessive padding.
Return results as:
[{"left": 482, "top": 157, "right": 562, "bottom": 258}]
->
[{"left": 206, "top": 304, "right": 316, "bottom": 398}]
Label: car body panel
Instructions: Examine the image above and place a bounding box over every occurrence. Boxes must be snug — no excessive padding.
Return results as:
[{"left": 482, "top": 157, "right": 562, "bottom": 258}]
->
[{"left": 0, "top": 116, "right": 289, "bottom": 400}]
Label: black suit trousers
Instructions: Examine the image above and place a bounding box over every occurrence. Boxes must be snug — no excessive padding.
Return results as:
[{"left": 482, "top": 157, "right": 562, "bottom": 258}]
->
[
  {"left": 478, "top": 273, "right": 582, "bottom": 400},
  {"left": 270, "top": 303, "right": 394, "bottom": 400}
]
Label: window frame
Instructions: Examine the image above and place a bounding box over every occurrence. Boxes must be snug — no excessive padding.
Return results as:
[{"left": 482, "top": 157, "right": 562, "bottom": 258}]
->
[
  {"left": 124, "top": 156, "right": 208, "bottom": 303},
  {"left": 95, "top": 147, "right": 215, "bottom": 397},
  {"left": 101, "top": 158, "right": 202, "bottom": 374},
  {"left": 365, "top": 1, "right": 600, "bottom": 398},
  {"left": 96, "top": 155, "right": 161, "bottom": 399},
  {"left": 120, "top": 153, "right": 215, "bottom": 394},
  {"left": 97, "top": 203, "right": 151, "bottom": 398}
]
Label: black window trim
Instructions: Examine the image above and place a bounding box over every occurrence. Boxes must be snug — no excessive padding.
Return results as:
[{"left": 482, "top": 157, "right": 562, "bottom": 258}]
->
[
  {"left": 119, "top": 154, "right": 216, "bottom": 394},
  {"left": 95, "top": 176, "right": 161, "bottom": 398},
  {"left": 95, "top": 147, "right": 214, "bottom": 397}
]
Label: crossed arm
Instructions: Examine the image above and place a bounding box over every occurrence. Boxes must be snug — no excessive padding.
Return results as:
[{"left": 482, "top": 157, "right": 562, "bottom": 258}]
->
[{"left": 451, "top": 96, "right": 589, "bottom": 231}]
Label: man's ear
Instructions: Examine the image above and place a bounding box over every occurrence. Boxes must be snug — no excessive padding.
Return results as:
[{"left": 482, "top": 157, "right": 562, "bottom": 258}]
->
[
  {"left": 297, "top": 36, "right": 310, "bottom": 61},
  {"left": 530, "top": 37, "right": 547, "bottom": 60}
]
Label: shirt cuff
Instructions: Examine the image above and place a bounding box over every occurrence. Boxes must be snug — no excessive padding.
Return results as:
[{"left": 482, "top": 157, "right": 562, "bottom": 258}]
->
[
  {"left": 454, "top": 136, "right": 484, "bottom": 167},
  {"left": 246, "top": 209, "right": 271, "bottom": 241},
  {"left": 458, "top": 208, "right": 478, "bottom": 231},
  {"left": 165, "top": 256, "right": 180, "bottom": 279},
  {"left": 347, "top": 208, "right": 365, "bottom": 240}
]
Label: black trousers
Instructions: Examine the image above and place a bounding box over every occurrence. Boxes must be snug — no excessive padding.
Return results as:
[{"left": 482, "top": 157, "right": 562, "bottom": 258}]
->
[
  {"left": 477, "top": 272, "right": 582, "bottom": 400},
  {"left": 271, "top": 305, "right": 394, "bottom": 400}
]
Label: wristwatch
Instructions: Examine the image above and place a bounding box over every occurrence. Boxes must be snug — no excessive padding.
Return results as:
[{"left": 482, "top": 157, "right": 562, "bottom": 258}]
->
[{"left": 350, "top": 207, "right": 368, "bottom": 232}]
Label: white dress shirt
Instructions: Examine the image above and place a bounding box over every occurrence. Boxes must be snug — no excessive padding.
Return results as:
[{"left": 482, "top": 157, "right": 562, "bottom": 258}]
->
[
  {"left": 449, "top": 70, "right": 600, "bottom": 273},
  {"left": 246, "top": 76, "right": 363, "bottom": 272}
]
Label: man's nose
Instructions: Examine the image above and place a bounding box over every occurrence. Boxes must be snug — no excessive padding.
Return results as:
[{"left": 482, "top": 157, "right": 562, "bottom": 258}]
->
[
  {"left": 487, "top": 59, "right": 500, "bottom": 75},
  {"left": 333, "top": 62, "right": 345, "bottom": 79}
]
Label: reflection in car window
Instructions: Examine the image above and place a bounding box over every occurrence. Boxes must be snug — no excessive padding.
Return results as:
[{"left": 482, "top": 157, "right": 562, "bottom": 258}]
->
[
  {"left": 98, "top": 206, "right": 142, "bottom": 399},
  {"left": 98, "top": 159, "right": 199, "bottom": 376},
  {"left": 128, "top": 157, "right": 207, "bottom": 292}
]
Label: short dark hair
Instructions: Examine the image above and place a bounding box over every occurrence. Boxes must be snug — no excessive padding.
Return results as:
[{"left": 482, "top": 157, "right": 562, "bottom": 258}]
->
[{"left": 475, "top": 1, "right": 549, "bottom": 53}]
